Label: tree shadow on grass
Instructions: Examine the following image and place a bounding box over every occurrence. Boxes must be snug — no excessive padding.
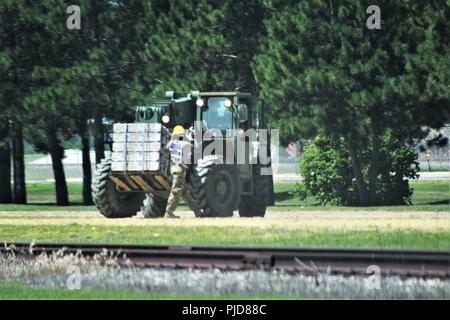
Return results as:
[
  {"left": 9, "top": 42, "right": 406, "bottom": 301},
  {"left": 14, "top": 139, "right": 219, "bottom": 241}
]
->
[
  {"left": 275, "top": 191, "right": 292, "bottom": 202},
  {"left": 274, "top": 191, "right": 322, "bottom": 207},
  {"left": 423, "top": 199, "right": 450, "bottom": 205}
]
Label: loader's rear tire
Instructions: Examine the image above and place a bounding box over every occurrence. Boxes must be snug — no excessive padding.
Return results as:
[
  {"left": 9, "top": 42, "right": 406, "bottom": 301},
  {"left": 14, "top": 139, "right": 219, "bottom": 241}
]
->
[
  {"left": 187, "top": 159, "right": 240, "bottom": 218},
  {"left": 238, "top": 165, "right": 268, "bottom": 217},
  {"left": 141, "top": 194, "right": 167, "bottom": 218},
  {"left": 92, "top": 157, "right": 145, "bottom": 218}
]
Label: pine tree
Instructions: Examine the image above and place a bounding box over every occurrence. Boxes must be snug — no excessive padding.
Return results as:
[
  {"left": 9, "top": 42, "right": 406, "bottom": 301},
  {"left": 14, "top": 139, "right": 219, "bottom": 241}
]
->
[
  {"left": 254, "top": 0, "right": 450, "bottom": 205},
  {"left": 139, "top": 0, "right": 233, "bottom": 94},
  {"left": 2, "top": 0, "right": 85, "bottom": 205},
  {"left": 0, "top": 0, "right": 34, "bottom": 204}
]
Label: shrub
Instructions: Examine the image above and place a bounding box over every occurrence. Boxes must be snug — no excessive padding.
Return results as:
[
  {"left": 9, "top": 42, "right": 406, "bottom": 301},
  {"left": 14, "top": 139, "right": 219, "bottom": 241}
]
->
[{"left": 295, "top": 133, "right": 419, "bottom": 206}]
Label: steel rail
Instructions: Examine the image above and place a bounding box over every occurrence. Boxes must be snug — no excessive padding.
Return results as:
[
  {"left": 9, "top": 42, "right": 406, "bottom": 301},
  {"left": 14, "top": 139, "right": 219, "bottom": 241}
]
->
[{"left": 2, "top": 242, "right": 449, "bottom": 278}]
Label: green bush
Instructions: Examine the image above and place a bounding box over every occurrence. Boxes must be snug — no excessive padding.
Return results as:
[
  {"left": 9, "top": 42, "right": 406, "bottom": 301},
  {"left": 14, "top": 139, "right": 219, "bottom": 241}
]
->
[{"left": 295, "top": 133, "right": 419, "bottom": 206}]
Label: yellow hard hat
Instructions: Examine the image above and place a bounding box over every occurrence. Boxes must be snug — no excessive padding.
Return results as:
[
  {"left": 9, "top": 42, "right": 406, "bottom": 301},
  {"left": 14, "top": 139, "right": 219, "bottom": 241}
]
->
[{"left": 172, "top": 125, "right": 185, "bottom": 136}]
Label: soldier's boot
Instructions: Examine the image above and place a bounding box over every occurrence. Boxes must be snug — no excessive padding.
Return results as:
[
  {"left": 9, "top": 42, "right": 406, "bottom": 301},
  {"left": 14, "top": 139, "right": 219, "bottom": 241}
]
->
[{"left": 164, "top": 211, "right": 180, "bottom": 219}]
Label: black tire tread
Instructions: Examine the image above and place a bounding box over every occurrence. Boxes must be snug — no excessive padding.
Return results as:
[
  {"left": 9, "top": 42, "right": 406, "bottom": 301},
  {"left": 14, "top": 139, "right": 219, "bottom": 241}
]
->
[
  {"left": 238, "top": 164, "right": 269, "bottom": 217},
  {"left": 141, "top": 194, "right": 167, "bottom": 218},
  {"left": 92, "top": 157, "right": 144, "bottom": 218},
  {"left": 187, "top": 160, "right": 240, "bottom": 217}
]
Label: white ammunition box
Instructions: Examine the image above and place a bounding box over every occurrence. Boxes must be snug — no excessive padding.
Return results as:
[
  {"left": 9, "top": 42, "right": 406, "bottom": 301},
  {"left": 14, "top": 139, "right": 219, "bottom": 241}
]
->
[
  {"left": 113, "top": 123, "right": 165, "bottom": 133},
  {"left": 112, "top": 132, "right": 169, "bottom": 143},
  {"left": 112, "top": 151, "right": 161, "bottom": 162},
  {"left": 111, "top": 123, "right": 170, "bottom": 176},
  {"left": 111, "top": 161, "right": 161, "bottom": 172},
  {"left": 113, "top": 142, "right": 162, "bottom": 152}
]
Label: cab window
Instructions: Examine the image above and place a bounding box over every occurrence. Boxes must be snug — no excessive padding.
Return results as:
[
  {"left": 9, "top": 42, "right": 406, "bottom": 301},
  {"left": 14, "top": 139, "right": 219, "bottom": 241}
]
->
[{"left": 202, "top": 97, "right": 233, "bottom": 130}]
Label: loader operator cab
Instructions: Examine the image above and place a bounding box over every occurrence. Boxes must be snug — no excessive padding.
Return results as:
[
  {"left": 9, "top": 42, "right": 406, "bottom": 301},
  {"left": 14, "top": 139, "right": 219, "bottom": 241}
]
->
[
  {"left": 134, "top": 91, "right": 251, "bottom": 132},
  {"left": 192, "top": 91, "right": 251, "bottom": 133}
]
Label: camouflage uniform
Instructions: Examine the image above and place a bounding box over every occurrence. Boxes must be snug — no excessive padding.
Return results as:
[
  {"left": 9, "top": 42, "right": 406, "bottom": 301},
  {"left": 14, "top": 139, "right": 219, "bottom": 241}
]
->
[
  {"left": 165, "top": 137, "right": 196, "bottom": 218},
  {"left": 165, "top": 163, "right": 196, "bottom": 216}
]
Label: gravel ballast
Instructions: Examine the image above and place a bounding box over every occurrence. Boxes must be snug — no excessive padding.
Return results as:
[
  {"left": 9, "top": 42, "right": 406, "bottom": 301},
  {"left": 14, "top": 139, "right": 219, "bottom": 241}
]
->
[{"left": 0, "top": 252, "right": 449, "bottom": 299}]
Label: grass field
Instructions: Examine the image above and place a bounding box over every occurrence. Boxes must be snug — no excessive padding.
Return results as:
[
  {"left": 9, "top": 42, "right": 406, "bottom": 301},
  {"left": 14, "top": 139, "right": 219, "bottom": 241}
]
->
[
  {"left": 0, "top": 181, "right": 448, "bottom": 299},
  {"left": 0, "top": 281, "right": 288, "bottom": 300},
  {"left": 0, "top": 181, "right": 448, "bottom": 212},
  {"left": 0, "top": 181, "right": 448, "bottom": 249}
]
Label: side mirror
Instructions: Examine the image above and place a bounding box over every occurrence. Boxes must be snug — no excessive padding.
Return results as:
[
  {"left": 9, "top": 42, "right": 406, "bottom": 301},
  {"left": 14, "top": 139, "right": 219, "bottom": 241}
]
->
[
  {"left": 165, "top": 91, "right": 174, "bottom": 99},
  {"left": 190, "top": 90, "right": 200, "bottom": 99},
  {"left": 238, "top": 104, "right": 248, "bottom": 123}
]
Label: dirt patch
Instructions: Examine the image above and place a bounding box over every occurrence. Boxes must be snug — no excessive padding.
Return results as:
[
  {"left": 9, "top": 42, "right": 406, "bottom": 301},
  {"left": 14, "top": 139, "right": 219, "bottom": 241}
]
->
[{"left": 0, "top": 210, "right": 448, "bottom": 232}]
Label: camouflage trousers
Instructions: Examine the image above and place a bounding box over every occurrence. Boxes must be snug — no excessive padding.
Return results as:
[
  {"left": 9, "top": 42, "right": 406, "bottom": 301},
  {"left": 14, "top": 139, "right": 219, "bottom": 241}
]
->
[{"left": 165, "top": 163, "right": 195, "bottom": 215}]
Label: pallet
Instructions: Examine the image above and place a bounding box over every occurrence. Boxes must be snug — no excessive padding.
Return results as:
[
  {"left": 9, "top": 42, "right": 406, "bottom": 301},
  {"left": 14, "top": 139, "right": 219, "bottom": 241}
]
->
[{"left": 110, "top": 123, "right": 171, "bottom": 192}]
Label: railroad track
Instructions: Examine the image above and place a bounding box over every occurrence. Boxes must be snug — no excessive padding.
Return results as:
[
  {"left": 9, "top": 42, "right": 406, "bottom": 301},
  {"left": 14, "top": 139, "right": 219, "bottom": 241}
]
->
[{"left": 2, "top": 242, "right": 449, "bottom": 278}]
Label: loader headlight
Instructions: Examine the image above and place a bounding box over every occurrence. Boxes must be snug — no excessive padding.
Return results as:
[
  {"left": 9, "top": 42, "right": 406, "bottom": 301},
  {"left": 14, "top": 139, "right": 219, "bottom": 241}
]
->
[
  {"left": 161, "top": 114, "right": 170, "bottom": 124},
  {"left": 224, "top": 98, "right": 232, "bottom": 108},
  {"left": 196, "top": 98, "right": 204, "bottom": 107}
]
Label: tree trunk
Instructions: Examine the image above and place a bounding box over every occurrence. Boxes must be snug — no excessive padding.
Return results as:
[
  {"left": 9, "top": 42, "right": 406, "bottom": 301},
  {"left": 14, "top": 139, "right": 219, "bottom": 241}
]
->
[
  {"left": 12, "top": 123, "right": 26, "bottom": 204},
  {"left": 93, "top": 110, "right": 105, "bottom": 164},
  {"left": 393, "top": 171, "right": 407, "bottom": 205},
  {"left": 368, "top": 123, "right": 381, "bottom": 206},
  {"left": 0, "top": 125, "right": 12, "bottom": 203},
  {"left": 80, "top": 118, "right": 93, "bottom": 205},
  {"left": 47, "top": 128, "right": 69, "bottom": 206},
  {"left": 90, "top": 10, "right": 105, "bottom": 165},
  {"left": 380, "top": 165, "right": 394, "bottom": 204},
  {"left": 241, "top": 60, "right": 259, "bottom": 95},
  {"left": 345, "top": 137, "right": 369, "bottom": 206}
]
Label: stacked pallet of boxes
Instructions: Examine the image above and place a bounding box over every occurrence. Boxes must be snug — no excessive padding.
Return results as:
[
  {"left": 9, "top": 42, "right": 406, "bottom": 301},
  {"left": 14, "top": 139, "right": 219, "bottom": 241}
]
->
[{"left": 111, "top": 123, "right": 171, "bottom": 191}]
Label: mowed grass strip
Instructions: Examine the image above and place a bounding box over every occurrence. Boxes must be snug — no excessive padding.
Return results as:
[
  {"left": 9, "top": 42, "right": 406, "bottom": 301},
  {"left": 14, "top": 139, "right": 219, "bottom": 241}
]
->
[
  {"left": 0, "top": 224, "right": 448, "bottom": 249},
  {"left": 272, "top": 181, "right": 449, "bottom": 212},
  {"left": 0, "top": 181, "right": 447, "bottom": 212},
  {"left": 0, "top": 281, "right": 290, "bottom": 300}
]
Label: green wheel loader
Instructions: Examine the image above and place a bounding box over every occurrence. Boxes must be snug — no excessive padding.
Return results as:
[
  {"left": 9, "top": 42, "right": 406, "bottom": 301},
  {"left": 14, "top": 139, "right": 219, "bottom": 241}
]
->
[{"left": 92, "top": 91, "right": 275, "bottom": 218}]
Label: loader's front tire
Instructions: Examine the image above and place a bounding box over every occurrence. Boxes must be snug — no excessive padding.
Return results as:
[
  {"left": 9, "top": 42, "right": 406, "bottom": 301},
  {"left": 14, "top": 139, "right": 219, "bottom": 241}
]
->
[
  {"left": 238, "top": 164, "right": 269, "bottom": 217},
  {"left": 92, "top": 157, "right": 145, "bottom": 218},
  {"left": 141, "top": 194, "right": 167, "bottom": 218},
  {"left": 187, "top": 158, "right": 240, "bottom": 218}
]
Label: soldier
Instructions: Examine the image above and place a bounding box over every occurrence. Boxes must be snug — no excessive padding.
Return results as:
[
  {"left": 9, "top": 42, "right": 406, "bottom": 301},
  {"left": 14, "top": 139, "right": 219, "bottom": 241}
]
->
[{"left": 164, "top": 125, "right": 199, "bottom": 218}]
